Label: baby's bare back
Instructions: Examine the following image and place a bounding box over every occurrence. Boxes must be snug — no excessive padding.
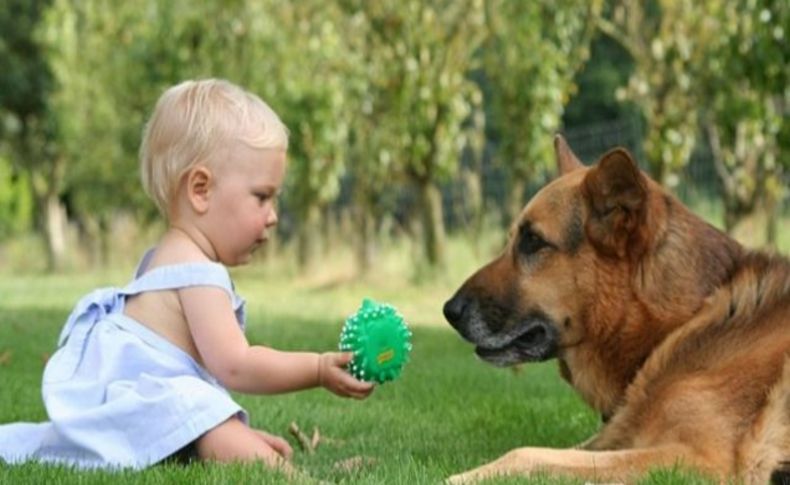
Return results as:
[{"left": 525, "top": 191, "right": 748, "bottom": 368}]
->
[{"left": 124, "top": 289, "right": 203, "bottom": 364}]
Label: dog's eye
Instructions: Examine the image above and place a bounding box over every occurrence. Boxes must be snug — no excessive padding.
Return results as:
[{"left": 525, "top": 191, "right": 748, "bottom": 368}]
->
[{"left": 518, "top": 228, "right": 547, "bottom": 256}]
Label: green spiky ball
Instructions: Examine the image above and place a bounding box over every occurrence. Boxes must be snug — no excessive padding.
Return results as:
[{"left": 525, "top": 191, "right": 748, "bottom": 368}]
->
[{"left": 339, "top": 298, "right": 412, "bottom": 384}]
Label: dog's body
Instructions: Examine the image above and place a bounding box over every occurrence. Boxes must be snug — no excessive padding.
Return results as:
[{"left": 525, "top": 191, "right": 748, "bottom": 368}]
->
[{"left": 443, "top": 136, "right": 790, "bottom": 484}]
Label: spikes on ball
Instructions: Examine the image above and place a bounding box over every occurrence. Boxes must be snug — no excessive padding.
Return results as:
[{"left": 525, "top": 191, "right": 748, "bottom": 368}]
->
[{"left": 339, "top": 298, "right": 412, "bottom": 384}]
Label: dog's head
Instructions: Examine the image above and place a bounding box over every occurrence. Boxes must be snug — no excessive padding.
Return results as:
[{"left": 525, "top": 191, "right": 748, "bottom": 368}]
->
[
  {"left": 443, "top": 136, "right": 676, "bottom": 368},
  {"left": 445, "top": 136, "right": 743, "bottom": 412}
]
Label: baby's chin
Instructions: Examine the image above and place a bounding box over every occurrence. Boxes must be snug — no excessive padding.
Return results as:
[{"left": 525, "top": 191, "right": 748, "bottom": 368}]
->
[
  {"left": 222, "top": 253, "right": 254, "bottom": 267},
  {"left": 237, "top": 254, "right": 256, "bottom": 266},
  {"left": 221, "top": 240, "right": 267, "bottom": 266}
]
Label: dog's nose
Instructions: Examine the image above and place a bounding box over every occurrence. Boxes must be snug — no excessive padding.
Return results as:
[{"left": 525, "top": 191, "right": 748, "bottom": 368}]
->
[{"left": 443, "top": 294, "right": 468, "bottom": 326}]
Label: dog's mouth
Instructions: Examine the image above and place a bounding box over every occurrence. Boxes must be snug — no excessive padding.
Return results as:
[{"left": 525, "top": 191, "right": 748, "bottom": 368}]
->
[
  {"left": 472, "top": 317, "right": 559, "bottom": 367},
  {"left": 444, "top": 296, "right": 560, "bottom": 367}
]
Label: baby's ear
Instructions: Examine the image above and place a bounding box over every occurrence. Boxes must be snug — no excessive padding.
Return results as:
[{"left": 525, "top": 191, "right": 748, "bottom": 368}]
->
[{"left": 186, "top": 166, "right": 212, "bottom": 213}]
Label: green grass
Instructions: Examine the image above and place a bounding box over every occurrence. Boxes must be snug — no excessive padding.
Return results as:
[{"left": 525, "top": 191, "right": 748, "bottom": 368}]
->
[{"left": 0, "top": 255, "right": 718, "bottom": 485}]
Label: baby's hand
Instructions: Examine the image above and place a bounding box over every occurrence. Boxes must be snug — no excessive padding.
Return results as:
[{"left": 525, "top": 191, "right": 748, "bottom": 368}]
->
[{"left": 318, "top": 352, "right": 375, "bottom": 399}]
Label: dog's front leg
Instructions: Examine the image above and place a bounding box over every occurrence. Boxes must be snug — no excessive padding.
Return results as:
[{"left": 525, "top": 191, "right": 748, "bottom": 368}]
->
[
  {"left": 446, "top": 448, "right": 540, "bottom": 484},
  {"left": 446, "top": 445, "right": 699, "bottom": 484}
]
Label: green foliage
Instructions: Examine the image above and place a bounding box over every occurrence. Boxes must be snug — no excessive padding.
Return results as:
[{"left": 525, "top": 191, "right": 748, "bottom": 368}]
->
[
  {"left": 563, "top": 34, "right": 639, "bottom": 126},
  {"left": 0, "top": 157, "right": 33, "bottom": 239},
  {"left": 335, "top": 0, "right": 488, "bottom": 267},
  {"left": 340, "top": 0, "right": 486, "bottom": 184},
  {"left": 42, "top": 0, "right": 137, "bottom": 224},
  {"left": 0, "top": 2, "right": 57, "bottom": 201},
  {"left": 41, "top": 0, "right": 283, "bottom": 225},
  {"left": 270, "top": 3, "right": 348, "bottom": 214},
  {"left": 483, "top": 1, "right": 601, "bottom": 175},
  {"left": 599, "top": 0, "right": 707, "bottom": 186},
  {"left": 0, "top": 0, "right": 786, "bottom": 269},
  {"left": 0, "top": 0, "right": 53, "bottom": 126},
  {"left": 600, "top": 0, "right": 786, "bottom": 196},
  {"left": 481, "top": 0, "right": 602, "bottom": 218},
  {"left": 694, "top": 0, "right": 787, "bottom": 233}
]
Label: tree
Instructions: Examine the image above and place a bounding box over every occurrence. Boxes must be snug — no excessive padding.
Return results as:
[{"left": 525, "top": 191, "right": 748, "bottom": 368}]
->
[
  {"left": 597, "top": 0, "right": 708, "bottom": 187},
  {"left": 599, "top": 0, "right": 787, "bottom": 244},
  {"left": 261, "top": 2, "right": 349, "bottom": 270},
  {"left": 482, "top": 0, "right": 603, "bottom": 221},
  {"left": 41, "top": 0, "right": 150, "bottom": 266},
  {"left": 0, "top": 0, "right": 66, "bottom": 270},
  {"left": 699, "top": 0, "right": 787, "bottom": 243},
  {"left": 40, "top": 0, "right": 299, "bottom": 265},
  {"left": 338, "top": 0, "right": 486, "bottom": 269}
]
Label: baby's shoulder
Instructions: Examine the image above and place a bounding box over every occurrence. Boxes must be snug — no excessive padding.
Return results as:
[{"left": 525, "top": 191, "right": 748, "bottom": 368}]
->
[
  {"left": 129, "top": 247, "right": 232, "bottom": 295},
  {"left": 138, "top": 260, "right": 231, "bottom": 290}
]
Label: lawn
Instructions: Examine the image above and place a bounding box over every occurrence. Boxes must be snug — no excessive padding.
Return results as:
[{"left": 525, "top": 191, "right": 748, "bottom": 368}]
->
[{"left": 0, "top": 245, "right": 722, "bottom": 485}]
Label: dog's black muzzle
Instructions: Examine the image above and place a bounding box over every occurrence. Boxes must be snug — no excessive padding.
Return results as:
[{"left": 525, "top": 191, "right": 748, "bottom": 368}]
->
[{"left": 443, "top": 293, "right": 559, "bottom": 366}]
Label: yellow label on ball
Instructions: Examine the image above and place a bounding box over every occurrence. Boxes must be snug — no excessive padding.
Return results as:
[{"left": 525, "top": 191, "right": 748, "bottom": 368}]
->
[{"left": 377, "top": 348, "right": 395, "bottom": 364}]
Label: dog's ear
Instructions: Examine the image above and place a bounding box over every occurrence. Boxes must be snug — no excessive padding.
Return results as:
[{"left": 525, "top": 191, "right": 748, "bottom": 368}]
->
[
  {"left": 582, "top": 148, "right": 648, "bottom": 258},
  {"left": 555, "top": 134, "right": 583, "bottom": 175}
]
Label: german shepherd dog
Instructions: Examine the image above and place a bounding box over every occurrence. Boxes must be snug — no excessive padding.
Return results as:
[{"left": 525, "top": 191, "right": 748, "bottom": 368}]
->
[{"left": 443, "top": 136, "right": 789, "bottom": 484}]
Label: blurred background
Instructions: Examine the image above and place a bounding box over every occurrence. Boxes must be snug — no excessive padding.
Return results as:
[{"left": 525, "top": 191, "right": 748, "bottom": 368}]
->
[{"left": 0, "top": 0, "right": 787, "bottom": 279}]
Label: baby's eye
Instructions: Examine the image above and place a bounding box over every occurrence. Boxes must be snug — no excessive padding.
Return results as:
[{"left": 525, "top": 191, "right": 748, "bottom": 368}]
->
[{"left": 255, "top": 192, "right": 272, "bottom": 203}]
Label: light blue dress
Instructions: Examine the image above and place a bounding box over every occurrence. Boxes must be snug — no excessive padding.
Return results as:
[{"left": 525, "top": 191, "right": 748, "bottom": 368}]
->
[{"left": 0, "top": 250, "right": 249, "bottom": 469}]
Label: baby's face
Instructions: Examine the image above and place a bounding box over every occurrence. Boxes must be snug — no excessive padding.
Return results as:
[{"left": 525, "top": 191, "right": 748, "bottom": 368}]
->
[{"left": 203, "top": 142, "right": 286, "bottom": 266}]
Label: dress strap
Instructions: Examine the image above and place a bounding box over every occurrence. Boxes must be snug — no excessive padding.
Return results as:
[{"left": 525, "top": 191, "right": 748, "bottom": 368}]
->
[
  {"left": 124, "top": 261, "right": 246, "bottom": 322},
  {"left": 57, "top": 254, "right": 246, "bottom": 347},
  {"left": 127, "top": 248, "right": 234, "bottom": 296},
  {"left": 123, "top": 262, "right": 234, "bottom": 295}
]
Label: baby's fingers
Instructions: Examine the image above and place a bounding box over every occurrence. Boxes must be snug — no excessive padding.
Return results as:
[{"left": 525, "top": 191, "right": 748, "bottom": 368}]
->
[
  {"left": 254, "top": 430, "right": 293, "bottom": 459},
  {"left": 343, "top": 386, "right": 374, "bottom": 400},
  {"left": 340, "top": 373, "right": 375, "bottom": 398}
]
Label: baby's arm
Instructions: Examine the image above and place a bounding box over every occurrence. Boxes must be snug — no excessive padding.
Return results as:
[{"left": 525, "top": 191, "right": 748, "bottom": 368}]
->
[{"left": 180, "top": 286, "right": 373, "bottom": 398}]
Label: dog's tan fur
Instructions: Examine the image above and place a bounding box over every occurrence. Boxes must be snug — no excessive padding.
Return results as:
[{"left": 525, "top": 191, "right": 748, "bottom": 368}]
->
[{"left": 443, "top": 136, "right": 790, "bottom": 483}]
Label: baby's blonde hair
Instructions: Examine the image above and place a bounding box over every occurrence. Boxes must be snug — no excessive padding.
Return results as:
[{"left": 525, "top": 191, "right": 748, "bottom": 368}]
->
[{"left": 139, "top": 79, "right": 288, "bottom": 215}]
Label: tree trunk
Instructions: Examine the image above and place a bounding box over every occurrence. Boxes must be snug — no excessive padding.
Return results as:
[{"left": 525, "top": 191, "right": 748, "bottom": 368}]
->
[
  {"left": 507, "top": 177, "right": 527, "bottom": 225},
  {"left": 75, "top": 213, "right": 102, "bottom": 268},
  {"left": 764, "top": 186, "right": 778, "bottom": 248},
  {"left": 98, "top": 215, "right": 111, "bottom": 268},
  {"left": 321, "top": 205, "right": 334, "bottom": 258},
  {"left": 353, "top": 203, "right": 376, "bottom": 276},
  {"left": 723, "top": 209, "right": 738, "bottom": 234},
  {"left": 416, "top": 178, "right": 446, "bottom": 267},
  {"left": 461, "top": 167, "right": 484, "bottom": 256},
  {"left": 296, "top": 203, "right": 321, "bottom": 271},
  {"left": 645, "top": 131, "right": 668, "bottom": 187},
  {"left": 19, "top": 127, "right": 68, "bottom": 272},
  {"left": 43, "top": 190, "right": 68, "bottom": 271}
]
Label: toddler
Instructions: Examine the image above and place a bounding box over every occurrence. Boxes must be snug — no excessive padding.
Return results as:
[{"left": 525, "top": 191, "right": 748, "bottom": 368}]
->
[{"left": 0, "top": 79, "right": 374, "bottom": 475}]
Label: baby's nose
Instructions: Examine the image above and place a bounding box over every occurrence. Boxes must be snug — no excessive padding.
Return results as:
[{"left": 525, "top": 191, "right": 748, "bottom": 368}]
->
[{"left": 267, "top": 209, "right": 279, "bottom": 227}]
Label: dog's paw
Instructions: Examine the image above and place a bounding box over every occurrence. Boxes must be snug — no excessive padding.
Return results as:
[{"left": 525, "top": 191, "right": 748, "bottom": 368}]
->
[{"left": 445, "top": 471, "right": 480, "bottom": 484}]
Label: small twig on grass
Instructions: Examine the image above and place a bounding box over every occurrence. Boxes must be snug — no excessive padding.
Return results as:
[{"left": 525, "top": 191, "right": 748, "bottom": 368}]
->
[
  {"left": 289, "top": 421, "right": 314, "bottom": 454},
  {"left": 0, "top": 350, "right": 11, "bottom": 366},
  {"left": 310, "top": 427, "right": 320, "bottom": 450},
  {"left": 289, "top": 422, "right": 347, "bottom": 454}
]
